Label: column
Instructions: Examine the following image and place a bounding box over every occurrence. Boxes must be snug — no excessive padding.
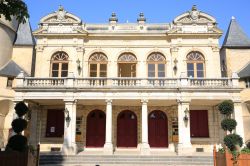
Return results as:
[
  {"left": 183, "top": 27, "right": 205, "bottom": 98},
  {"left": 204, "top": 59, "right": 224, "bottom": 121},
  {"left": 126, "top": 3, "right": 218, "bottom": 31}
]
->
[
  {"left": 233, "top": 101, "right": 245, "bottom": 143},
  {"left": 29, "top": 104, "right": 39, "bottom": 146},
  {"left": 140, "top": 99, "right": 150, "bottom": 155},
  {"left": 177, "top": 99, "right": 192, "bottom": 155},
  {"left": 104, "top": 99, "right": 113, "bottom": 154},
  {"left": 62, "top": 100, "right": 77, "bottom": 155}
]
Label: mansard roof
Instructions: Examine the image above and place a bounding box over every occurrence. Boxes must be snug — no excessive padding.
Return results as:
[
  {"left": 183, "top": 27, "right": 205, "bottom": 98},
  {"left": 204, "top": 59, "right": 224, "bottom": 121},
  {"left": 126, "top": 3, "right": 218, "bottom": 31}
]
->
[
  {"left": 0, "top": 60, "right": 28, "bottom": 77},
  {"left": 222, "top": 17, "right": 250, "bottom": 48},
  {"left": 14, "top": 18, "right": 35, "bottom": 46},
  {"left": 238, "top": 62, "right": 250, "bottom": 78}
]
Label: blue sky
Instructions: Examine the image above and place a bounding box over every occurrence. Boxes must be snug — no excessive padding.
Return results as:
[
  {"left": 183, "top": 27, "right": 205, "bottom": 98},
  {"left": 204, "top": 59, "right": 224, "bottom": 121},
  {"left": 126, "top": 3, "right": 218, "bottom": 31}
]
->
[{"left": 24, "top": 0, "right": 250, "bottom": 45}]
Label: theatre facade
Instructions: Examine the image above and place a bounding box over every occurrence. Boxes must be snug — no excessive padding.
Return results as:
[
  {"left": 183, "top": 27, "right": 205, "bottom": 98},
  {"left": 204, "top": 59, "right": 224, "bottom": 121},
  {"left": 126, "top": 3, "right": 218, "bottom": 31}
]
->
[{"left": 14, "top": 6, "right": 244, "bottom": 155}]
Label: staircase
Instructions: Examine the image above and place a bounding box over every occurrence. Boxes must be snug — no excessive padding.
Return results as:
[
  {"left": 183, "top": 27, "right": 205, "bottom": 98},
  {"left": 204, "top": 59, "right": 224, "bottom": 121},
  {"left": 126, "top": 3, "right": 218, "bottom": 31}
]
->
[{"left": 40, "top": 155, "right": 214, "bottom": 166}]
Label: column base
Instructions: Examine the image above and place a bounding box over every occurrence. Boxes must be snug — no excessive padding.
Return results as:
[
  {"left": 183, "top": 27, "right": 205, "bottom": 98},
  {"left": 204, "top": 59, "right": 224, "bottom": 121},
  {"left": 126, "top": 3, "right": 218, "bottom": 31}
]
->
[
  {"left": 103, "top": 143, "right": 114, "bottom": 155},
  {"left": 62, "top": 143, "right": 77, "bottom": 155},
  {"left": 140, "top": 143, "right": 150, "bottom": 155},
  {"left": 176, "top": 143, "right": 192, "bottom": 155}
]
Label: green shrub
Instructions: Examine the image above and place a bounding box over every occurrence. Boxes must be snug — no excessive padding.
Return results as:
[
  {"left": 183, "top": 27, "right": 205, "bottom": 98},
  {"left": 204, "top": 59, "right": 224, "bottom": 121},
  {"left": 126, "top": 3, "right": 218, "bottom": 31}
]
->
[
  {"left": 15, "top": 102, "right": 29, "bottom": 117},
  {"left": 241, "top": 147, "right": 250, "bottom": 154},
  {"left": 11, "top": 118, "right": 28, "bottom": 133},
  {"left": 224, "top": 134, "right": 243, "bottom": 151},
  {"left": 221, "top": 119, "right": 237, "bottom": 133},
  {"left": 218, "top": 100, "right": 234, "bottom": 116},
  {"left": 6, "top": 135, "right": 28, "bottom": 152}
]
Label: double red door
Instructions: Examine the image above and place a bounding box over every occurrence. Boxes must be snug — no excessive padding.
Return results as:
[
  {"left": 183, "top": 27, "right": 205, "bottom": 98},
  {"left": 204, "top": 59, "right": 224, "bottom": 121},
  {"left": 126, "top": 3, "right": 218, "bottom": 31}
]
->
[
  {"left": 86, "top": 110, "right": 106, "bottom": 147},
  {"left": 148, "top": 110, "right": 168, "bottom": 147},
  {"left": 117, "top": 110, "right": 137, "bottom": 147}
]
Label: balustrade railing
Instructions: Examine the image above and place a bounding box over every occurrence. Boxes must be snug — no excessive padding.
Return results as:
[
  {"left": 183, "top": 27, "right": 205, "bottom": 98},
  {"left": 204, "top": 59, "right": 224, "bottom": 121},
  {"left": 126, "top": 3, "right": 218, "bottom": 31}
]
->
[{"left": 17, "top": 77, "right": 235, "bottom": 89}]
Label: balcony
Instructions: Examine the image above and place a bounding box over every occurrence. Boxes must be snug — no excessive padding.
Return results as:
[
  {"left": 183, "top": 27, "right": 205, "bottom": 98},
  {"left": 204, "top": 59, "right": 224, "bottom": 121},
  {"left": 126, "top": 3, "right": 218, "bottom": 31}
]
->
[{"left": 15, "top": 76, "right": 239, "bottom": 90}]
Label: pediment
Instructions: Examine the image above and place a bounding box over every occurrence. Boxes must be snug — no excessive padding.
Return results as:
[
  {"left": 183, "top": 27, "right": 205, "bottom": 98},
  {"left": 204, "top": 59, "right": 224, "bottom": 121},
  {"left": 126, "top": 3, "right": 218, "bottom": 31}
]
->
[
  {"left": 173, "top": 5, "right": 216, "bottom": 25},
  {"left": 40, "top": 6, "right": 82, "bottom": 25}
]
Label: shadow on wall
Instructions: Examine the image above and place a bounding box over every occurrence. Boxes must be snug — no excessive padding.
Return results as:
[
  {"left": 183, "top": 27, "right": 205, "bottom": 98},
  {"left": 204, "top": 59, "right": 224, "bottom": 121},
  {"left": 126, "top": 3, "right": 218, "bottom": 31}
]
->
[{"left": 0, "top": 99, "right": 14, "bottom": 149}]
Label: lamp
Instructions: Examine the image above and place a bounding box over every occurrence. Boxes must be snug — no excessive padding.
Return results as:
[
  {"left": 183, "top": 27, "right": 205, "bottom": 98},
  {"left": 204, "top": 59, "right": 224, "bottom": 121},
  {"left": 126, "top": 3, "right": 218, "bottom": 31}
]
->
[
  {"left": 64, "top": 108, "right": 71, "bottom": 127},
  {"left": 173, "top": 58, "right": 178, "bottom": 75},
  {"left": 76, "top": 58, "right": 81, "bottom": 75},
  {"left": 183, "top": 108, "right": 189, "bottom": 125}
]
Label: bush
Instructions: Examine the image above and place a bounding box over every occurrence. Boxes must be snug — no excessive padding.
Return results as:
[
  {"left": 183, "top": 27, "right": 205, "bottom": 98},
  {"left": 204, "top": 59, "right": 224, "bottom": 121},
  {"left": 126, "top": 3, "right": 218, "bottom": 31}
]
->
[
  {"left": 241, "top": 147, "right": 250, "bottom": 154},
  {"left": 221, "top": 119, "right": 237, "bottom": 133},
  {"left": 224, "top": 134, "right": 243, "bottom": 151},
  {"left": 218, "top": 100, "right": 234, "bottom": 116},
  {"left": 6, "top": 135, "right": 28, "bottom": 152},
  {"left": 11, "top": 118, "right": 28, "bottom": 133},
  {"left": 15, "top": 101, "right": 29, "bottom": 117}
]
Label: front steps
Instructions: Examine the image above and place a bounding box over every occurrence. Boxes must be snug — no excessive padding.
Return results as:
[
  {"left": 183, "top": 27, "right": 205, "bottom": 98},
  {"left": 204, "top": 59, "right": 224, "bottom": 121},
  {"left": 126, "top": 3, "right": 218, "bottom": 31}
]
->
[{"left": 40, "top": 154, "right": 214, "bottom": 166}]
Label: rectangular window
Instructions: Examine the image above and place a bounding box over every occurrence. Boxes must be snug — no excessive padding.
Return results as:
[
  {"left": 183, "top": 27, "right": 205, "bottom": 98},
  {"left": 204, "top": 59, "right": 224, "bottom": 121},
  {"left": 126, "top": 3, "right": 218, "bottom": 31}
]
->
[
  {"left": 61, "top": 63, "right": 68, "bottom": 77},
  {"left": 46, "top": 110, "right": 64, "bottom": 137},
  {"left": 158, "top": 64, "right": 165, "bottom": 77},
  {"left": 245, "top": 78, "right": 250, "bottom": 88},
  {"left": 52, "top": 63, "right": 59, "bottom": 77},
  {"left": 6, "top": 77, "right": 14, "bottom": 87},
  {"left": 187, "top": 63, "right": 194, "bottom": 77},
  {"left": 100, "top": 64, "right": 107, "bottom": 77},
  {"left": 148, "top": 64, "right": 155, "bottom": 77},
  {"left": 90, "top": 64, "right": 97, "bottom": 77},
  {"left": 196, "top": 63, "right": 204, "bottom": 78},
  {"left": 190, "top": 110, "right": 209, "bottom": 138}
]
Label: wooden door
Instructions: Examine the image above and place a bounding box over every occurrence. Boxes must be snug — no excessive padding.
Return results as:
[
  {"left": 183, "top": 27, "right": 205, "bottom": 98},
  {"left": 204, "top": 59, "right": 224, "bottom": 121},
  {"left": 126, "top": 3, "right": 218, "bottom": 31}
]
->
[
  {"left": 190, "top": 110, "right": 209, "bottom": 137},
  {"left": 46, "top": 109, "right": 64, "bottom": 137},
  {"left": 117, "top": 110, "right": 137, "bottom": 147},
  {"left": 86, "top": 110, "right": 106, "bottom": 147},
  {"left": 148, "top": 110, "right": 168, "bottom": 147}
]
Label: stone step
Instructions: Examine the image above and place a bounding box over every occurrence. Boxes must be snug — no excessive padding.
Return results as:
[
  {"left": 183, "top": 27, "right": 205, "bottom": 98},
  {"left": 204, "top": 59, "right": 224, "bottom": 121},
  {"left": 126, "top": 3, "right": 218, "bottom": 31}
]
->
[{"left": 40, "top": 155, "right": 213, "bottom": 165}]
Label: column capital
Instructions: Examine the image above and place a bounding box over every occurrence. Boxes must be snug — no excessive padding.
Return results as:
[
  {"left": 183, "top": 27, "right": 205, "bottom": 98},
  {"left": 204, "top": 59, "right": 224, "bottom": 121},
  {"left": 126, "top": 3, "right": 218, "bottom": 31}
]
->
[
  {"left": 64, "top": 99, "right": 77, "bottom": 104},
  {"left": 141, "top": 99, "right": 148, "bottom": 104},
  {"left": 176, "top": 99, "right": 191, "bottom": 104},
  {"left": 105, "top": 99, "right": 112, "bottom": 104}
]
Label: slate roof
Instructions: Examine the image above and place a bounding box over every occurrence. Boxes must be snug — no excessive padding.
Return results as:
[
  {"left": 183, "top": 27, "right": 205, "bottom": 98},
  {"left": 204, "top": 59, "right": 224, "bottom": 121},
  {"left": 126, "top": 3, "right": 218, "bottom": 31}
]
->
[
  {"left": 14, "top": 19, "right": 35, "bottom": 46},
  {"left": 0, "top": 60, "right": 28, "bottom": 77},
  {"left": 222, "top": 17, "right": 250, "bottom": 48},
  {"left": 238, "top": 63, "right": 250, "bottom": 78}
]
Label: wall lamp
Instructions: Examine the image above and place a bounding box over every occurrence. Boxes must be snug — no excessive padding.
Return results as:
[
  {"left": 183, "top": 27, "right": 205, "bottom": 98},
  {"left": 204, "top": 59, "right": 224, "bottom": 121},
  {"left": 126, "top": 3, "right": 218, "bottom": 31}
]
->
[
  {"left": 173, "top": 58, "right": 178, "bottom": 75},
  {"left": 64, "top": 108, "right": 71, "bottom": 127},
  {"left": 183, "top": 108, "right": 189, "bottom": 126},
  {"left": 76, "top": 58, "right": 81, "bottom": 75}
]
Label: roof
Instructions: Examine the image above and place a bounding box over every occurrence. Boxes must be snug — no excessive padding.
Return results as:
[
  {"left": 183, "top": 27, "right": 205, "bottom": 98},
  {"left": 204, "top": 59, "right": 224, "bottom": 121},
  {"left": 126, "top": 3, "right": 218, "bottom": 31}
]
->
[
  {"left": 222, "top": 17, "right": 250, "bottom": 48},
  {"left": 14, "top": 19, "right": 35, "bottom": 46},
  {"left": 0, "top": 60, "right": 28, "bottom": 77},
  {"left": 238, "top": 63, "right": 250, "bottom": 78}
]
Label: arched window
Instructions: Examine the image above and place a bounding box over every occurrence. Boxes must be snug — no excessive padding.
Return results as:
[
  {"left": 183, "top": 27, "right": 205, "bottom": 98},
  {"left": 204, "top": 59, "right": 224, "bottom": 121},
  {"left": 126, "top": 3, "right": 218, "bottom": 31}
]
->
[
  {"left": 186, "top": 51, "right": 205, "bottom": 78},
  {"left": 50, "top": 51, "right": 69, "bottom": 77},
  {"left": 118, "top": 53, "right": 137, "bottom": 77},
  {"left": 147, "top": 52, "right": 166, "bottom": 77},
  {"left": 89, "top": 52, "right": 108, "bottom": 77}
]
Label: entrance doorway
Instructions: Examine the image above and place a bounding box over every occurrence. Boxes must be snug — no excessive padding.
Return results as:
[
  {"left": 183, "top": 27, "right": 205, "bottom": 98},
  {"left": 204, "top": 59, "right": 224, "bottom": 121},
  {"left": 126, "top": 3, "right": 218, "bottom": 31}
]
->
[
  {"left": 148, "top": 110, "right": 168, "bottom": 147},
  {"left": 86, "top": 110, "right": 106, "bottom": 147},
  {"left": 117, "top": 110, "right": 137, "bottom": 147}
]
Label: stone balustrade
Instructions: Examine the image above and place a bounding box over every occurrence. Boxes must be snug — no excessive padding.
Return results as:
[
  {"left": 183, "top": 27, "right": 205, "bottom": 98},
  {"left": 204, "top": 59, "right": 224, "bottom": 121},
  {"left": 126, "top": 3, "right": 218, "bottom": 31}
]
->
[{"left": 15, "top": 77, "right": 237, "bottom": 89}]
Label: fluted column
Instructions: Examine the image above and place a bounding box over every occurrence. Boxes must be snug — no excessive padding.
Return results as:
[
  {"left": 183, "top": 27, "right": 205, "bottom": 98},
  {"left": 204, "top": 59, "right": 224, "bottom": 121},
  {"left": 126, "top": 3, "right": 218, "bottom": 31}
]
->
[
  {"left": 140, "top": 99, "right": 150, "bottom": 155},
  {"left": 104, "top": 99, "right": 113, "bottom": 154},
  {"left": 62, "top": 100, "right": 77, "bottom": 155}
]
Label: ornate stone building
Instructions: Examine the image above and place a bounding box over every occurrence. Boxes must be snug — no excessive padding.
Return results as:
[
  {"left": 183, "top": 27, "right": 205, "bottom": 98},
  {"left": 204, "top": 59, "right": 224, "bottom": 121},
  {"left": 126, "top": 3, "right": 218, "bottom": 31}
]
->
[{"left": 13, "top": 5, "right": 246, "bottom": 155}]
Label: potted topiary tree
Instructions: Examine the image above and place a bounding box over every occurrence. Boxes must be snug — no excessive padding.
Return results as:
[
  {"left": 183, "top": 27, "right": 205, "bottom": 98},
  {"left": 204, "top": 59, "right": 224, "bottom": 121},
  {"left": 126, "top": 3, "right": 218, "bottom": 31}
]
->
[
  {"left": 214, "top": 100, "right": 250, "bottom": 166},
  {"left": 0, "top": 102, "right": 36, "bottom": 166}
]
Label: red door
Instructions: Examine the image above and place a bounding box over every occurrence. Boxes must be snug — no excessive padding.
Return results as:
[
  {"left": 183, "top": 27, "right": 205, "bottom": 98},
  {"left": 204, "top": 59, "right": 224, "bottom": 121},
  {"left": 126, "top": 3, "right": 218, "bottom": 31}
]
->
[
  {"left": 86, "top": 110, "right": 106, "bottom": 147},
  {"left": 46, "top": 109, "right": 64, "bottom": 137},
  {"left": 148, "top": 110, "right": 168, "bottom": 147},
  {"left": 117, "top": 110, "right": 137, "bottom": 147},
  {"left": 190, "top": 110, "right": 209, "bottom": 138}
]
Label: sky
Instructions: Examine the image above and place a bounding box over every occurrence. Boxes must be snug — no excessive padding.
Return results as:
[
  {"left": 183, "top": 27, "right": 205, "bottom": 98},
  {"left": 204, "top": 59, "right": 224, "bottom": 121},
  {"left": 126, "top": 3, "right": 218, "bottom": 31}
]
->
[{"left": 24, "top": 0, "right": 250, "bottom": 45}]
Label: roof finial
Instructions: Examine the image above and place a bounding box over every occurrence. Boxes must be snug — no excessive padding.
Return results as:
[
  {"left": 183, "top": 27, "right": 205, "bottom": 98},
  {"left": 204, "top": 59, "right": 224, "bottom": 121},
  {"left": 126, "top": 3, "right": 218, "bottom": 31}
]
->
[
  {"left": 137, "top": 12, "right": 146, "bottom": 24},
  {"left": 109, "top": 12, "right": 118, "bottom": 24},
  {"left": 192, "top": 5, "right": 197, "bottom": 11},
  {"left": 231, "top": 16, "right": 235, "bottom": 20},
  {"left": 59, "top": 5, "right": 64, "bottom": 11}
]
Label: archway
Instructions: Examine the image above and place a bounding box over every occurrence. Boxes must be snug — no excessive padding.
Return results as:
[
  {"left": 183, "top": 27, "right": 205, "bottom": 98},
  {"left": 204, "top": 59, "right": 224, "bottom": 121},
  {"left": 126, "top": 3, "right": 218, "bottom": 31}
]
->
[
  {"left": 117, "top": 110, "right": 137, "bottom": 147},
  {"left": 86, "top": 110, "right": 106, "bottom": 147},
  {"left": 148, "top": 110, "right": 168, "bottom": 147}
]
